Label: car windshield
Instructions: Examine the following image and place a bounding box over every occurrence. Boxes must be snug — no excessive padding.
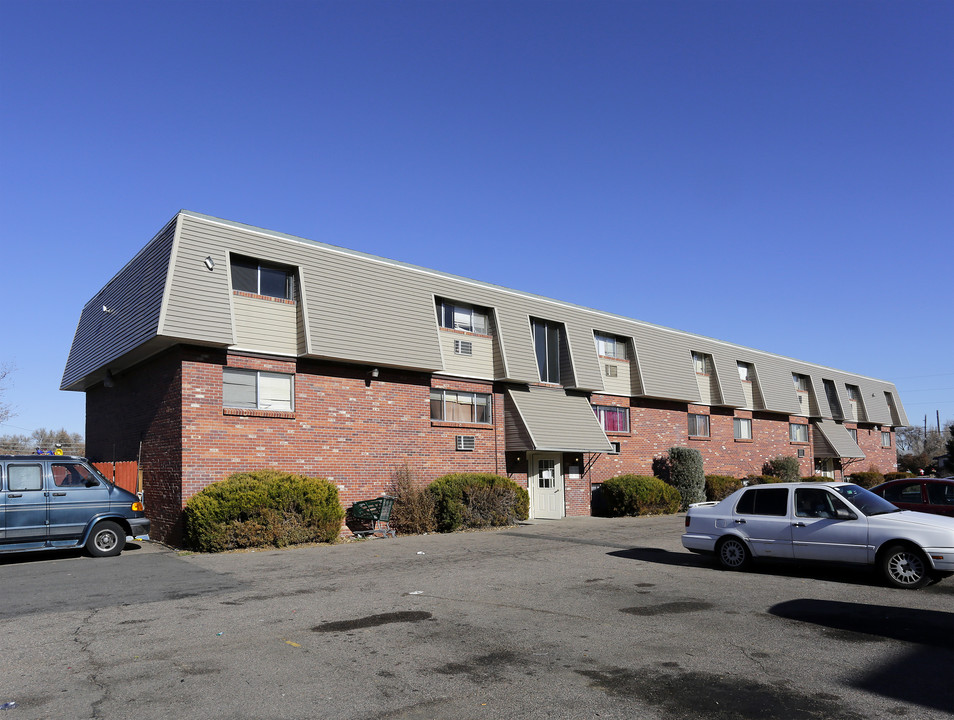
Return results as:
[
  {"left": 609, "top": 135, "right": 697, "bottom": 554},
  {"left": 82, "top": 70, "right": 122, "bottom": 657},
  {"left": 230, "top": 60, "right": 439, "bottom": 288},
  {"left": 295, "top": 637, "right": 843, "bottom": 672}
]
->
[{"left": 833, "top": 484, "right": 901, "bottom": 516}]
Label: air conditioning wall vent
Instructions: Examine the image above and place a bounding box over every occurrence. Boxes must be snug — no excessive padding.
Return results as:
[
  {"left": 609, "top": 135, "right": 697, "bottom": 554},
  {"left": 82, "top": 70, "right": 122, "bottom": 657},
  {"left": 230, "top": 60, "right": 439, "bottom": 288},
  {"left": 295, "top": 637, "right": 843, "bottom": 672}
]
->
[{"left": 456, "top": 435, "right": 476, "bottom": 451}]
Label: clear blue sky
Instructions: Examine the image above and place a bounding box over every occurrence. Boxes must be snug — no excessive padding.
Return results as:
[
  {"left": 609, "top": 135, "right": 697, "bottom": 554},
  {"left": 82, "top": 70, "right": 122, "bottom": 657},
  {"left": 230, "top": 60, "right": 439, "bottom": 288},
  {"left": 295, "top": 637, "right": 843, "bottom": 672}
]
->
[{"left": 1, "top": 0, "right": 952, "bottom": 439}]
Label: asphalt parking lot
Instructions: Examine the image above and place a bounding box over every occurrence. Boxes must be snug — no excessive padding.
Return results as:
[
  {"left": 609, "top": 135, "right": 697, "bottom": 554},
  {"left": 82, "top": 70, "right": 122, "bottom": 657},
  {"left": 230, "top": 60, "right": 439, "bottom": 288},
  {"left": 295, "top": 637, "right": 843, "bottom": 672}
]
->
[{"left": 0, "top": 515, "right": 951, "bottom": 720}]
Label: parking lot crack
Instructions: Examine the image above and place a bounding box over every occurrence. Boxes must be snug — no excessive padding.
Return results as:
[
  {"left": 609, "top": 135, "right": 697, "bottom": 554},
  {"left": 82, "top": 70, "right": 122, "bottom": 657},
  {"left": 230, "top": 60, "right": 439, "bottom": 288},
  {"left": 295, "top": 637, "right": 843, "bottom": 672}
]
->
[{"left": 72, "top": 608, "right": 110, "bottom": 718}]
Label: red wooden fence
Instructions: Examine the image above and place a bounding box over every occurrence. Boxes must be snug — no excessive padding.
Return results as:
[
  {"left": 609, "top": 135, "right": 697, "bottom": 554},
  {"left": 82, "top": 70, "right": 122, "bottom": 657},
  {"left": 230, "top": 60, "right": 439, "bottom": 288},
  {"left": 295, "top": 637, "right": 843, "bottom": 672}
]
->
[{"left": 93, "top": 461, "right": 140, "bottom": 495}]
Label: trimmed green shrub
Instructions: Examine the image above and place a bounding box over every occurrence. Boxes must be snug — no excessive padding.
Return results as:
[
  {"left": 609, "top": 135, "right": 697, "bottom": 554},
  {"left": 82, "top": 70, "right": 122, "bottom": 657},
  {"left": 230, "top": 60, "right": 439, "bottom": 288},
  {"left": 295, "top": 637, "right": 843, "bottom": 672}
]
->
[
  {"left": 762, "top": 456, "right": 801, "bottom": 483},
  {"left": 601, "top": 475, "right": 681, "bottom": 516},
  {"left": 184, "top": 470, "right": 344, "bottom": 552},
  {"left": 744, "top": 475, "right": 785, "bottom": 485},
  {"left": 848, "top": 470, "right": 885, "bottom": 489},
  {"left": 427, "top": 473, "right": 529, "bottom": 532},
  {"left": 884, "top": 472, "right": 914, "bottom": 481},
  {"left": 667, "top": 446, "right": 706, "bottom": 510},
  {"left": 705, "top": 475, "right": 743, "bottom": 502}
]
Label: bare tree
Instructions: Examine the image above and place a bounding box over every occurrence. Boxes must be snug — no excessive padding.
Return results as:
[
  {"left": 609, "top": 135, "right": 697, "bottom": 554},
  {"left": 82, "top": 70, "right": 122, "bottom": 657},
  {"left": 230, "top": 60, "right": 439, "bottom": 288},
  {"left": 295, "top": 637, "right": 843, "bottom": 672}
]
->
[{"left": 0, "top": 362, "right": 14, "bottom": 425}]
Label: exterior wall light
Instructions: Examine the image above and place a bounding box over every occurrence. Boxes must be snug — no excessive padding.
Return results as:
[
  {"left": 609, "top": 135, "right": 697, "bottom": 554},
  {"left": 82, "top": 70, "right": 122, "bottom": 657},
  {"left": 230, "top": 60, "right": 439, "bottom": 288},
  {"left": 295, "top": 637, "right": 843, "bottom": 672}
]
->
[{"left": 204, "top": 256, "right": 215, "bottom": 271}]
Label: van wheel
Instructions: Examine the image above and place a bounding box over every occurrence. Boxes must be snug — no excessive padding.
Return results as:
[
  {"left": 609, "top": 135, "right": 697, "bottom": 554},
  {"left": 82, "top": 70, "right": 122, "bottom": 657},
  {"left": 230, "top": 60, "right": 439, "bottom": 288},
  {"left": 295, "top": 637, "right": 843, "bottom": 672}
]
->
[
  {"left": 87, "top": 521, "right": 125, "bottom": 558},
  {"left": 716, "top": 537, "right": 751, "bottom": 571},
  {"left": 881, "top": 544, "right": 930, "bottom": 589}
]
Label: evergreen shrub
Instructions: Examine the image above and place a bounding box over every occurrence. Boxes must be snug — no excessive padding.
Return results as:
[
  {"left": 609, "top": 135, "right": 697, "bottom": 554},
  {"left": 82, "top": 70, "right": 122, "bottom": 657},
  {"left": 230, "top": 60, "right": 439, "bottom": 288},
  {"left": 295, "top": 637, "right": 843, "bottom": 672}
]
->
[
  {"left": 705, "top": 475, "right": 743, "bottom": 502},
  {"left": 184, "top": 470, "right": 344, "bottom": 552},
  {"left": 848, "top": 470, "right": 885, "bottom": 489},
  {"left": 762, "top": 456, "right": 801, "bottom": 482},
  {"left": 667, "top": 446, "right": 706, "bottom": 510},
  {"left": 883, "top": 472, "right": 914, "bottom": 481},
  {"left": 601, "top": 475, "right": 681, "bottom": 516},
  {"left": 427, "top": 473, "right": 529, "bottom": 532}
]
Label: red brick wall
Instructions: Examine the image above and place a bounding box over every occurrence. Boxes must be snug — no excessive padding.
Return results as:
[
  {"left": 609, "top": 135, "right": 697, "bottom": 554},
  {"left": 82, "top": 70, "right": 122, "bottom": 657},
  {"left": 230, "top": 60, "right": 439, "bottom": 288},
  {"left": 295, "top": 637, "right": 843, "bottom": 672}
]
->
[
  {"left": 179, "top": 353, "right": 507, "bottom": 510},
  {"left": 86, "top": 348, "right": 185, "bottom": 542},
  {"left": 849, "top": 423, "right": 898, "bottom": 474}
]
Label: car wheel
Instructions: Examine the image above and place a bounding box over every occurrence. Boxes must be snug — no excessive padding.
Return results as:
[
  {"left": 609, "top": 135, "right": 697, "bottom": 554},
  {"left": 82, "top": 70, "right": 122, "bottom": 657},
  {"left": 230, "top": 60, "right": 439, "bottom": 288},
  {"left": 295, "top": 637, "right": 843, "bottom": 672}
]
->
[
  {"left": 86, "top": 521, "right": 126, "bottom": 558},
  {"left": 716, "top": 537, "right": 750, "bottom": 571},
  {"left": 881, "top": 544, "right": 930, "bottom": 589}
]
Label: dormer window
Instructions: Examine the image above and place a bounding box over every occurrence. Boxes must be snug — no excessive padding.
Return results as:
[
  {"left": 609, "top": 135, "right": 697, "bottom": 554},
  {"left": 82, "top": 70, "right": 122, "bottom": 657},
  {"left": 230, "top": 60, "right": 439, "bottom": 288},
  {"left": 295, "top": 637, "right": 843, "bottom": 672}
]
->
[
  {"left": 230, "top": 255, "right": 295, "bottom": 300},
  {"left": 437, "top": 300, "right": 489, "bottom": 335},
  {"left": 595, "top": 333, "right": 626, "bottom": 360},
  {"left": 692, "top": 352, "right": 709, "bottom": 375}
]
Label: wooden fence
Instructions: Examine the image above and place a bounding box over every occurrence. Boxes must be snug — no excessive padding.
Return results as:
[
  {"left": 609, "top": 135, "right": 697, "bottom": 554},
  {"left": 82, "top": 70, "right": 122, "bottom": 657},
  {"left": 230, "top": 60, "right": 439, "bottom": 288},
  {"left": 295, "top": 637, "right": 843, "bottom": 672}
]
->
[{"left": 93, "top": 461, "right": 140, "bottom": 495}]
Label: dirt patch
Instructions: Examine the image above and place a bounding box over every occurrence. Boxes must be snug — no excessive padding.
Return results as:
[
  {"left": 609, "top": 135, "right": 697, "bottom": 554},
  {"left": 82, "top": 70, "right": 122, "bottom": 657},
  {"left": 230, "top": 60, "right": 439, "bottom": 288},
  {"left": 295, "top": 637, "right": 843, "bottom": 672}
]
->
[{"left": 312, "top": 611, "right": 432, "bottom": 633}]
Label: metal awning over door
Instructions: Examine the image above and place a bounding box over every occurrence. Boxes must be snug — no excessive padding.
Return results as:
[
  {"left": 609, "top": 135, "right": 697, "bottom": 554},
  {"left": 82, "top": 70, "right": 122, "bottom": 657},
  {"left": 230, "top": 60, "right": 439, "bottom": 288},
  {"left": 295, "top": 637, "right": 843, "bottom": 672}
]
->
[
  {"left": 505, "top": 386, "right": 613, "bottom": 453},
  {"left": 813, "top": 419, "right": 865, "bottom": 459}
]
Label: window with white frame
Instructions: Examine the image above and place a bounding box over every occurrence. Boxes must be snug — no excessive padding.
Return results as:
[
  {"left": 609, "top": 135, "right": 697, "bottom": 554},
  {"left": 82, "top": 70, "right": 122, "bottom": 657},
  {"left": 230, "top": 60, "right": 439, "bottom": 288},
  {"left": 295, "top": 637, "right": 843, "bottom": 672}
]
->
[
  {"left": 593, "top": 405, "right": 629, "bottom": 433},
  {"left": 688, "top": 414, "right": 710, "bottom": 438},
  {"left": 430, "top": 390, "right": 492, "bottom": 424},
  {"left": 223, "top": 368, "right": 294, "bottom": 410},
  {"left": 230, "top": 255, "right": 295, "bottom": 300},
  {"left": 881, "top": 431, "right": 891, "bottom": 448},
  {"left": 595, "top": 333, "right": 626, "bottom": 360},
  {"left": 789, "top": 423, "right": 809, "bottom": 443},
  {"left": 737, "top": 362, "right": 751, "bottom": 382},
  {"left": 437, "top": 300, "right": 489, "bottom": 335},
  {"left": 847, "top": 385, "right": 860, "bottom": 402},
  {"left": 848, "top": 428, "right": 858, "bottom": 443},
  {"left": 793, "top": 373, "right": 810, "bottom": 392},
  {"left": 734, "top": 418, "right": 752, "bottom": 440},
  {"left": 692, "top": 352, "right": 708, "bottom": 375}
]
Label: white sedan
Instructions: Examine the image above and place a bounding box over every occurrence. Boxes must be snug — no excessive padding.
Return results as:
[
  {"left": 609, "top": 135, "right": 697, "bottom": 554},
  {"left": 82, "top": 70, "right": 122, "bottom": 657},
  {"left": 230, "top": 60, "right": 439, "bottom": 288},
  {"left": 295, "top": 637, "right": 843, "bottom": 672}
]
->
[{"left": 681, "top": 482, "right": 954, "bottom": 589}]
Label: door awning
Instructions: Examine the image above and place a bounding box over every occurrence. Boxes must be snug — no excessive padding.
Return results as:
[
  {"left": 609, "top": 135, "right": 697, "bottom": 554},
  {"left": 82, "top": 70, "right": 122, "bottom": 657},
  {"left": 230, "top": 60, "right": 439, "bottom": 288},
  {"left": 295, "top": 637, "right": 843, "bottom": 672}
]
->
[
  {"left": 813, "top": 419, "right": 865, "bottom": 459},
  {"left": 506, "top": 386, "right": 613, "bottom": 453}
]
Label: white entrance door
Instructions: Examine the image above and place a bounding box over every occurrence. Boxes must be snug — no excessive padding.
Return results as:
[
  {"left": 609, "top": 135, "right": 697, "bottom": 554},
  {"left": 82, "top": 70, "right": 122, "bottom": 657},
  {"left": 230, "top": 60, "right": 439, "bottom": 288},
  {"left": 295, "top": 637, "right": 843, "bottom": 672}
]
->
[{"left": 531, "top": 453, "right": 564, "bottom": 519}]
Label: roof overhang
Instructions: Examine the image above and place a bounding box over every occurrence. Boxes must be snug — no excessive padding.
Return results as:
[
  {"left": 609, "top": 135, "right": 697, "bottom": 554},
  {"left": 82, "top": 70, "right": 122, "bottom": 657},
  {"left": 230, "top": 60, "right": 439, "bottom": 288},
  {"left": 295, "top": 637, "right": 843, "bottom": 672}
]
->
[
  {"left": 813, "top": 419, "right": 865, "bottom": 459},
  {"left": 506, "top": 386, "right": 613, "bottom": 453}
]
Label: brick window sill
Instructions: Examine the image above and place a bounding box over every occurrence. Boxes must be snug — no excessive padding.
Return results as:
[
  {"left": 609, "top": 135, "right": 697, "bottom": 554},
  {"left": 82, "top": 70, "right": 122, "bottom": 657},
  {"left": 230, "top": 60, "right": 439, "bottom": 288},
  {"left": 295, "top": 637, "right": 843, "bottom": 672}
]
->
[
  {"left": 689, "top": 436, "right": 710, "bottom": 441},
  {"left": 224, "top": 408, "right": 296, "bottom": 419},
  {"left": 734, "top": 438, "right": 754, "bottom": 443},
  {"left": 605, "top": 431, "right": 631, "bottom": 436},
  {"left": 431, "top": 421, "right": 494, "bottom": 430},
  {"left": 232, "top": 290, "right": 295, "bottom": 306},
  {"left": 789, "top": 441, "right": 809, "bottom": 446},
  {"left": 439, "top": 327, "right": 492, "bottom": 339}
]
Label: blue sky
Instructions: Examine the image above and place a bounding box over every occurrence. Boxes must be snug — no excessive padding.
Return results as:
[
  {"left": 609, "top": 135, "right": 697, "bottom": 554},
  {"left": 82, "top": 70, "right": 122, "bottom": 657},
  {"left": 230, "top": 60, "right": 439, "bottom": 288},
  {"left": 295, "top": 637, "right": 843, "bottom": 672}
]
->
[{"left": 1, "top": 0, "right": 952, "bottom": 439}]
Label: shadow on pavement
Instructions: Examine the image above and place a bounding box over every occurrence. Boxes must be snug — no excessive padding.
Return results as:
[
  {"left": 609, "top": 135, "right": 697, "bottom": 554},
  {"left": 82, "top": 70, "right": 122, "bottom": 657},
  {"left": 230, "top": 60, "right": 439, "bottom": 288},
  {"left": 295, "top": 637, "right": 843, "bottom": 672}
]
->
[{"left": 769, "top": 599, "right": 954, "bottom": 714}]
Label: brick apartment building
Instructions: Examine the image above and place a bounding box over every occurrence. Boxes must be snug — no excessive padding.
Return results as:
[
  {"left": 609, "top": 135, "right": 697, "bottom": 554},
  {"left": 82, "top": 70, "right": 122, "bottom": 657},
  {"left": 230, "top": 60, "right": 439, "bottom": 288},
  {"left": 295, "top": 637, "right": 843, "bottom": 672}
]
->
[{"left": 62, "top": 211, "right": 907, "bottom": 543}]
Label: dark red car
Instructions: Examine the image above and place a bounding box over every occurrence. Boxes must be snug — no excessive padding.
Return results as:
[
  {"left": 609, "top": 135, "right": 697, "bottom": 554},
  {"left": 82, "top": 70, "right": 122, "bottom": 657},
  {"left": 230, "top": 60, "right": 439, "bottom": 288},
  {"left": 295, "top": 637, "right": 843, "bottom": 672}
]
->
[{"left": 870, "top": 478, "right": 954, "bottom": 518}]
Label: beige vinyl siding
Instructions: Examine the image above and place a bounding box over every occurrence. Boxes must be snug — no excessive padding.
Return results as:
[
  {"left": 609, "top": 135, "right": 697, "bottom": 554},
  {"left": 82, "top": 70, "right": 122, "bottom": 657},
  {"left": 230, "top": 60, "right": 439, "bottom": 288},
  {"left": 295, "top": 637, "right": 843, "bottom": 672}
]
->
[
  {"left": 61, "top": 217, "right": 177, "bottom": 390},
  {"left": 806, "top": 374, "right": 828, "bottom": 418},
  {"left": 601, "top": 361, "right": 631, "bottom": 396},
  {"left": 438, "top": 331, "right": 495, "bottom": 379},
  {"left": 813, "top": 420, "right": 865, "bottom": 459},
  {"left": 64, "top": 211, "right": 909, "bottom": 429},
  {"left": 232, "top": 294, "right": 299, "bottom": 356}
]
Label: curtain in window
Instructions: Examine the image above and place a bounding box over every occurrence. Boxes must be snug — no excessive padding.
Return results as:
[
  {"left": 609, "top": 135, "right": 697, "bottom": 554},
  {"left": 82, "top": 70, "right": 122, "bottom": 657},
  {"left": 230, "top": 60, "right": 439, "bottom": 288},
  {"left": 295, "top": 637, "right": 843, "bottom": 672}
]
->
[
  {"left": 259, "top": 372, "right": 293, "bottom": 410},
  {"left": 223, "top": 368, "right": 257, "bottom": 408}
]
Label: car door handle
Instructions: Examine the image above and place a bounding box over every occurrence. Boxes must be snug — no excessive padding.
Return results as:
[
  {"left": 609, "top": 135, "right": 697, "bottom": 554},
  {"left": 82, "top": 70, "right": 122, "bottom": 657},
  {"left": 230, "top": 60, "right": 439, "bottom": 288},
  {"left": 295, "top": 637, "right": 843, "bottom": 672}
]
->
[
  {"left": 792, "top": 522, "right": 806, "bottom": 527},
  {"left": 7, "top": 493, "right": 22, "bottom": 498},
  {"left": 52, "top": 492, "right": 66, "bottom": 496},
  {"left": 734, "top": 519, "right": 746, "bottom": 524}
]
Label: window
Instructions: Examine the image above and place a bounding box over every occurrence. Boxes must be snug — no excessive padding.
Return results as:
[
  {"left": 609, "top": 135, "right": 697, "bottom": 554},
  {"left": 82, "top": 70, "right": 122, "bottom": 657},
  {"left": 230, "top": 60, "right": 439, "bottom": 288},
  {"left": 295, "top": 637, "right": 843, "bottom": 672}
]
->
[
  {"left": 52, "top": 463, "right": 98, "bottom": 488},
  {"left": 692, "top": 352, "right": 708, "bottom": 374},
  {"left": 881, "top": 431, "right": 891, "bottom": 448},
  {"left": 735, "top": 487, "right": 789, "bottom": 516},
  {"left": 430, "top": 390, "right": 492, "bottom": 424},
  {"left": 595, "top": 333, "right": 626, "bottom": 360},
  {"left": 882, "top": 483, "right": 923, "bottom": 504},
  {"left": 848, "top": 428, "right": 858, "bottom": 443},
  {"left": 437, "top": 300, "right": 489, "bottom": 335},
  {"left": 230, "top": 255, "right": 295, "bottom": 300},
  {"left": 789, "top": 423, "right": 809, "bottom": 443},
  {"left": 795, "top": 488, "right": 851, "bottom": 519},
  {"left": 734, "top": 418, "right": 752, "bottom": 440},
  {"left": 8, "top": 464, "right": 43, "bottom": 491},
  {"left": 737, "top": 362, "right": 751, "bottom": 382},
  {"left": 847, "top": 385, "right": 860, "bottom": 402},
  {"left": 531, "top": 319, "right": 561, "bottom": 384},
  {"left": 688, "top": 414, "right": 710, "bottom": 438},
  {"left": 593, "top": 406, "right": 629, "bottom": 433},
  {"left": 793, "top": 373, "right": 809, "bottom": 392},
  {"left": 223, "top": 368, "right": 294, "bottom": 411},
  {"left": 823, "top": 380, "right": 843, "bottom": 419},
  {"left": 604, "top": 364, "right": 618, "bottom": 378}
]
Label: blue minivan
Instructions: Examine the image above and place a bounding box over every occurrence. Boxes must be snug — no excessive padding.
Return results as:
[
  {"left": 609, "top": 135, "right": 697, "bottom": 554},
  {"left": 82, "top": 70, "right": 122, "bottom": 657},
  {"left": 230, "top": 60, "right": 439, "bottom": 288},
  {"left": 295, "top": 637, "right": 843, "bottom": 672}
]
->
[{"left": 1, "top": 455, "right": 150, "bottom": 557}]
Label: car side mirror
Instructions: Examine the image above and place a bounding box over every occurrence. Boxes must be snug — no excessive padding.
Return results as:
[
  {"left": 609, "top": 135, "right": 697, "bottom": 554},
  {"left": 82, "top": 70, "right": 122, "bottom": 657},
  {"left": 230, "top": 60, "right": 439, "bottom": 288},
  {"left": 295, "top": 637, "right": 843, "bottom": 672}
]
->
[
  {"left": 835, "top": 508, "right": 856, "bottom": 520},
  {"left": 86, "top": 479, "right": 99, "bottom": 488}
]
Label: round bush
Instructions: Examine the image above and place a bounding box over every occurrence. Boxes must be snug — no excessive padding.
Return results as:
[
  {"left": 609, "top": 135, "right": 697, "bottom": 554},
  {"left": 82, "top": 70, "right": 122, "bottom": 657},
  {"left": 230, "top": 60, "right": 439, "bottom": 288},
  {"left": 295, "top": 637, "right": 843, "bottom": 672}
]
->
[
  {"left": 848, "top": 470, "right": 885, "bottom": 489},
  {"left": 667, "top": 446, "right": 706, "bottom": 510},
  {"left": 184, "top": 470, "right": 344, "bottom": 552},
  {"left": 601, "top": 475, "right": 681, "bottom": 516},
  {"left": 427, "top": 473, "right": 529, "bottom": 532},
  {"left": 705, "top": 475, "right": 742, "bottom": 502}
]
